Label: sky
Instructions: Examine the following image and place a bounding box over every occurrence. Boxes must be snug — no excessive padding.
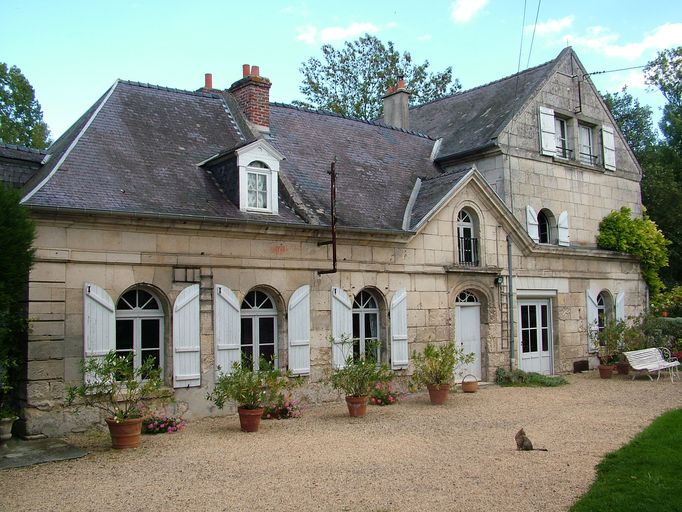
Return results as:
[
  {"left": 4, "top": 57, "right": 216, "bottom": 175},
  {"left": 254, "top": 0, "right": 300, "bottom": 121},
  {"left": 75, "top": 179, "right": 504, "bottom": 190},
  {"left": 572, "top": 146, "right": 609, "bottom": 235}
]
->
[{"left": 2, "top": 0, "right": 682, "bottom": 141}]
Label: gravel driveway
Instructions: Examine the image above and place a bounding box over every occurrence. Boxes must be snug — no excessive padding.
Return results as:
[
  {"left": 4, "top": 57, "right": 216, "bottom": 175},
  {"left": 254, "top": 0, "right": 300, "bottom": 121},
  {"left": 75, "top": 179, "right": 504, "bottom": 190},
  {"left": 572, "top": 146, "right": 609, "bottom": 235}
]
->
[{"left": 2, "top": 372, "right": 681, "bottom": 512}]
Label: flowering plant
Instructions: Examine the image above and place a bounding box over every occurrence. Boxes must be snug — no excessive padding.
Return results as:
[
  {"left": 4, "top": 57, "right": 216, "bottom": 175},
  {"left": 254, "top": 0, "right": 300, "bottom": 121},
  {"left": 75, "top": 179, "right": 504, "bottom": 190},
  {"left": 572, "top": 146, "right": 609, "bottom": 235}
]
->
[
  {"left": 370, "top": 381, "right": 399, "bottom": 406},
  {"left": 142, "top": 414, "right": 187, "bottom": 434},
  {"left": 262, "top": 393, "right": 302, "bottom": 419}
]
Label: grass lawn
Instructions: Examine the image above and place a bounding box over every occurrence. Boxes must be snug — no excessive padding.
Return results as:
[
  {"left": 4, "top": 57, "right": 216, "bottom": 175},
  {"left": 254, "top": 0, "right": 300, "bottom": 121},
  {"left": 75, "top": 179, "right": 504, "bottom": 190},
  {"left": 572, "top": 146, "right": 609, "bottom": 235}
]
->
[{"left": 570, "top": 407, "right": 682, "bottom": 511}]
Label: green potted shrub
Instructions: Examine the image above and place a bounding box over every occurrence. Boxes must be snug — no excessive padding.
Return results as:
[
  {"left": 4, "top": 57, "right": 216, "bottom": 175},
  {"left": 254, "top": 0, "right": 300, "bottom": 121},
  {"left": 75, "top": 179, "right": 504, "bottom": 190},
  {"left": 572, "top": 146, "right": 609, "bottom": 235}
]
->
[
  {"left": 328, "top": 350, "right": 393, "bottom": 417},
  {"left": 409, "top": 341, "right": 474, "bottom": 404},
  {"left": 207, "top": 357, "right": 296, "bottom": 432},
  {"left": 66, "top": 351, "right": 162, "bottom": 448},
  {"left": 591, "top": 319, "right": 627, "bottom": 379}
]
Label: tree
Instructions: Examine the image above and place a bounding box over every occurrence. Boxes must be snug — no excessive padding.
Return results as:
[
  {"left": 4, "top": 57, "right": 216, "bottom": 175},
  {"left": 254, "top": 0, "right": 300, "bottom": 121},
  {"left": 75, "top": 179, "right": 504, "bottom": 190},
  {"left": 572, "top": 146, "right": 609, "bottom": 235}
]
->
[
  {"left": 0, "top": 63, "right": 50, "bottom": 149},
  {"left": 645, "top": 47, "right": 682, "bottom": 155},
  {"left": 602, "top": 87, "right": 658, "bottom": 161},
  {"left": 597, "top": 207, "right": 670, "bottom": 297},
  {"left": 296, "top": 34, "right": 461, "bottom": 120},
  {"left": 0, "top": 184, "right": 35, "bottom": 415}
]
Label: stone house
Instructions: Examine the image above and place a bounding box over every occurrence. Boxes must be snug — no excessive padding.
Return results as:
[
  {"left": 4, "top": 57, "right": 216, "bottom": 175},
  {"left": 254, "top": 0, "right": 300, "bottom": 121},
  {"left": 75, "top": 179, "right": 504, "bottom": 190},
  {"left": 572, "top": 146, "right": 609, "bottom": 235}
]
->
[{"left": 2, "top": 47, "right": 645, "bottom": 436}]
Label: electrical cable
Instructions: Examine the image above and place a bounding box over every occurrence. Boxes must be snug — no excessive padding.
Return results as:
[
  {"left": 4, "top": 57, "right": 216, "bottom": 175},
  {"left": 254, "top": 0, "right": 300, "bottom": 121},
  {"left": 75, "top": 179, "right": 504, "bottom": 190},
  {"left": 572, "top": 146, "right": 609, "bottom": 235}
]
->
[{"left": 526, "top": 0, "right": 542, "bottom": 68}]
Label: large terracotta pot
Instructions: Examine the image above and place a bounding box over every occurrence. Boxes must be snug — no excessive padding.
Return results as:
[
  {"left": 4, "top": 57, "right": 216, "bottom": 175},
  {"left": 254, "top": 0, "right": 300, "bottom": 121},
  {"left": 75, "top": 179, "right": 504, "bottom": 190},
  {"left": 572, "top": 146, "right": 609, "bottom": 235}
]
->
[
  {"left": 238, "top": 407, "right": 264, "bottom": 432},
  {"left": 426, "top": 383, "right": 450, "bottom": 404},
  {"left": 598, "top": 365, "right": 615, "bottom": 379},
  {"left": 105, "top": 417, "right": 143, "bottom": 449},
  {"left": 0, "top": 416, "right": 18, "bottom": 446},
  {"left": 345, "top": 396, "right": 368, "bottom": 417}
]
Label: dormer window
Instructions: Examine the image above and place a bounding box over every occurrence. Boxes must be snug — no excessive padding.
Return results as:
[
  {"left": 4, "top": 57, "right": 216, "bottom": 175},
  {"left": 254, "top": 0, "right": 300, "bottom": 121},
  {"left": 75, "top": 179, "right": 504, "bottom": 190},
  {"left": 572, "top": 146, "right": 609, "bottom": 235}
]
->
[
  {"left": 234, "top": 140, "right": 283, "bottom": 215},
  {"left": 246, "top": 161, "right": 270, "bottom": 210}
]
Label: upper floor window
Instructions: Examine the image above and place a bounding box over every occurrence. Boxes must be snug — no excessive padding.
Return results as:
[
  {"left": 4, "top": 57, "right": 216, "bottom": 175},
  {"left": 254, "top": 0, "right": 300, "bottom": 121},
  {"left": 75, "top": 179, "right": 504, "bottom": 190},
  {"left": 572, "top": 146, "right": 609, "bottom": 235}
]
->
[
  {"left": 457, "top": 209, "right": 479, "bottom": 266},
  {"left": 554, "top": 117, "right": 571, "bottom": 159},
  {"left": 235, "top": 140, "right": 283, "bottom": 215},
  {"left": 538, "top": 210, "right": 552, "bottom": 244},
  {"left": 578, "top": 124, "right": 596, "bottom": 166},
  {"left": 246, "top": 161, "right": 271, "bottom": 211}
]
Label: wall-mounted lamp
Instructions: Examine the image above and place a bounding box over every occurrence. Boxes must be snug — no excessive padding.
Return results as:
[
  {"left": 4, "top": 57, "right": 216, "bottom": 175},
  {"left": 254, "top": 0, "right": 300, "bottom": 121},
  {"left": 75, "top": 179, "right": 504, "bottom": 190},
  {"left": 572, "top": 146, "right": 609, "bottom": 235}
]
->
[{"left": 494, "top": 275, "right": 504, "bottom": 286}]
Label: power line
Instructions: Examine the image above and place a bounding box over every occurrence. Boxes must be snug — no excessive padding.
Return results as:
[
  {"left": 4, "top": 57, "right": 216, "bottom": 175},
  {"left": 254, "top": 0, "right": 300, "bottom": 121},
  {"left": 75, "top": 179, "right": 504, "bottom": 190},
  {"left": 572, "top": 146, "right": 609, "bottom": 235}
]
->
[
  {"left": 585, "top": 64, "right": 646, "bottom": 77},
  {"left": 526, "top": 0, "right": 542, "bottom": 68}
]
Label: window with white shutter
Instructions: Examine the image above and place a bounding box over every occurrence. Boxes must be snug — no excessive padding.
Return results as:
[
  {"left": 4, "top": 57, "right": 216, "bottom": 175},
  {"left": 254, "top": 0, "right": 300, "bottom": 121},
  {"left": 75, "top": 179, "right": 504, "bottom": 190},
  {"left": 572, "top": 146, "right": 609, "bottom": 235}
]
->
[
  {"left": 526, "top": 205, "right": 539, "bottom": 243},
  {"left": 331, "top": 287, "right": 353, "bottom": 369},
  {"left": 390, "top": 288, "right": 408, "bottom": 370},
  {"left": 557, "top": 211, "right": 570, "bottom": 247},
  {"left": 172, "top": 284, "right": 200, "bottom": 388},
  {"left": 586, "top": 290, "right": 599, "bottom": 352},
  {"left": 538, "top": 106, "right": 556, "bottom": 156},
  {"left": 84, "top": 283, "right": 116, "bottom": 383},
  {"left": 602, "top": 125, "right": 616, "bottom": 171},
  {"left": 214, "top": 285, "right": 241, "bottom": 376},
  {"left": 288, "top": 285, "right": 311, "bottom": 375},
  {"left": 615, "top": 291, "right": 625, "bottom": 321}
]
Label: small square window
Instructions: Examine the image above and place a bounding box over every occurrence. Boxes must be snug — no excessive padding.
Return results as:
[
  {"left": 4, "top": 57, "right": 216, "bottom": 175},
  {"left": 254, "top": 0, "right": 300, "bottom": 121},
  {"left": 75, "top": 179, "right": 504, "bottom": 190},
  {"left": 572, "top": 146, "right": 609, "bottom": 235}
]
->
[{"left": 247, "top": 171, "right": 268, "bottom": 210}]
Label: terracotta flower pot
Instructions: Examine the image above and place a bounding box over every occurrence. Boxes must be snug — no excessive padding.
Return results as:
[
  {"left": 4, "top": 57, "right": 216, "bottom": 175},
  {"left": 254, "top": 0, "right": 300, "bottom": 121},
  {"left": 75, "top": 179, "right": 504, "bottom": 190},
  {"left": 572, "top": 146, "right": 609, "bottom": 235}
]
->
[
  {"left": 345, "top": 396, "right": 368, "bottom": 417},
  {"left": 238, "top": 407, "right": 264, "bottom": 432},
  {"left": 426, "top": 383, "right": 450, "bottom": 404},
  {"left": 105, "top": 417, "right": 143, "bottom": 449},
  {"left": 598, "top": 365, "right": 615, "bottom": 379}
]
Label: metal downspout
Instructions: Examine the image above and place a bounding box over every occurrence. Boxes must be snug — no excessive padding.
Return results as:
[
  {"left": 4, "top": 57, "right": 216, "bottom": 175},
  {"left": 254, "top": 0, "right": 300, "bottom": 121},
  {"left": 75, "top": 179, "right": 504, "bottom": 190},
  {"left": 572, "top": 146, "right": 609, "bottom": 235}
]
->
[{"left": 507, "top": 235, "right": 515, "bottom": 369}]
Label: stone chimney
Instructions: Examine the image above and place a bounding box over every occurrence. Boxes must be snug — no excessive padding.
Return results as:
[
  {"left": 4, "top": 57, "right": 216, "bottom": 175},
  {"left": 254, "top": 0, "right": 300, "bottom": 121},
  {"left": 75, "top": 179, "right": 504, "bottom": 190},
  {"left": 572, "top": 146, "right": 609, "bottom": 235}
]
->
[
  {"left": 383, "top": 77, "right": 411, "bottom": 130},
  {"left": 228, "top": 64, "right": 272, "bottom": 133}
]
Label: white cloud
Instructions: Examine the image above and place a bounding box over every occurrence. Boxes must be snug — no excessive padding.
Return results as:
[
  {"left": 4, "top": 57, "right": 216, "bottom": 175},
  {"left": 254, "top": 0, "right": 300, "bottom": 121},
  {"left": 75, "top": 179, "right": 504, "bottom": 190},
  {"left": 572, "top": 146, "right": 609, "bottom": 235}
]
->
[
  {"left": 417, "top": 34, "right": 433, "bottom": 42},
  {"left": 451, "top": 0, "right": 488, "bottom": 23},
  {"left": 296, "top": 22, "right": 380, "bottom": 45},
  {"left": 527, "top": 15, "right": 574, "bottom": 35},
  {"left": 565, "top": 23, "right": 682, "bottom": 60}
]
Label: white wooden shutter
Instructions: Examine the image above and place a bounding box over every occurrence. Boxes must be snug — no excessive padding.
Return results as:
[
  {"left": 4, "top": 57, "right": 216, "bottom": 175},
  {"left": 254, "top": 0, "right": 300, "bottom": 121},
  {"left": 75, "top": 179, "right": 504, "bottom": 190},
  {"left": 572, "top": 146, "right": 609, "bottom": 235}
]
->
[
  {"left": 539, "top": 106, "right": 556, "bottom": 156},
  {"left": 586, "top": 290, "right": 599, "bottom": 352},
  {"left": 390, "top": 288, "right": 409, "bottom": 370},
  {"left": 83, "top": 283, "right": 115, "bottom": 383},
  {"left": 331, "top": 287, "right": 352, "bottom": 369},
  {"left": 288, "top": 285, "right": 310, "bottom": 375},
  {"left": 615, "top": 291, "right": 625, "bottom": 321},
  {"left": 172, "top": 284, "right": 201, "bottom": 388},
  {"left": 557, "top": 211, "right": 570, "bottom": 247},
  {"left": 602, "top": 124, "right": 616, "bottom": 171},
  {"left": 526, "top": 205, "right": 539, "bottom": 243},
  {"left": 214, "top": 285, "right": 241, "bottom": 376}
]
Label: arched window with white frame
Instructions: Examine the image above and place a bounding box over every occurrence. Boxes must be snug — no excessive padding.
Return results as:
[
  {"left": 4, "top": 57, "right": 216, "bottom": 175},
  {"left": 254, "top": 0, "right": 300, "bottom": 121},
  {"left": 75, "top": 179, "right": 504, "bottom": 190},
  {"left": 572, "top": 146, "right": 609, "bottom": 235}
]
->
[
  {"left": 352, "top": 289, "right": 381, "bottom": 362},
  {"left": 116, "top": 286, "right": 165, "bottom": 377},
  {"left": 597, "top": 290, "right": 613, "bottom": 332},
  {"left": 240, "top": 290, "right": 278, "bottom": 370},
  {"left": 457, "top": 208, "right": 479, "bottom": 266}
]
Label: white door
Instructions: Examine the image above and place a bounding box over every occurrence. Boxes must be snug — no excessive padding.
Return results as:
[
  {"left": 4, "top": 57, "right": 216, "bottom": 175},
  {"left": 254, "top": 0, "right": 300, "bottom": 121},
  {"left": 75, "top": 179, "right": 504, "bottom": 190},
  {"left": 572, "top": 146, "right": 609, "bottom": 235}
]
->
[
  {"left": 518, "top": 300, "right": 553, "bottom": 374},
  {"left": 455, "top": 291, "right": 481, "bottom": 380}
]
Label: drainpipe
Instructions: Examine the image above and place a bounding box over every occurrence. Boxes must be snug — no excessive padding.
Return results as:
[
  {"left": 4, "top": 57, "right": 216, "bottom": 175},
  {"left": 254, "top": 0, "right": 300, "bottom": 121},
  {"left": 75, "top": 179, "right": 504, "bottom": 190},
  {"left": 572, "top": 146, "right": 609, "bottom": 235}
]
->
[{"left": 507, "top": 235, "right": 515, "bottom": 369}]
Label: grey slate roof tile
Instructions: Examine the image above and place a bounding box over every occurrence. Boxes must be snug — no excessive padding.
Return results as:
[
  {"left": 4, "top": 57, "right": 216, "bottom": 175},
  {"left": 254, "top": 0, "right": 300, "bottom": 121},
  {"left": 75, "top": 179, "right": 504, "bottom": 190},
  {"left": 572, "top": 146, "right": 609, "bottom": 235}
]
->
[{"left": 410, "top": 167, "right": 472, "bottom": 229}]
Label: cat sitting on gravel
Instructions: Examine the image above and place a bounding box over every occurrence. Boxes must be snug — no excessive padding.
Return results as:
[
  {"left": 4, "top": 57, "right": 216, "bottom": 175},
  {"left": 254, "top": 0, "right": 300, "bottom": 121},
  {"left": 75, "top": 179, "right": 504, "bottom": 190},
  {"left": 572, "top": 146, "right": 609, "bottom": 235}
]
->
[{"left": 515, "top": 428, "right": 548, "bottom": 451}]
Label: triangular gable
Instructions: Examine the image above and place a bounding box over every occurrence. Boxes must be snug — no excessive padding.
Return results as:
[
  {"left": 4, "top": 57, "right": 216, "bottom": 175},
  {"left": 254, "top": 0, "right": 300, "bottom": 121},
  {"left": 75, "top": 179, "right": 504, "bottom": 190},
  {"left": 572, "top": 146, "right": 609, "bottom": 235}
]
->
[{"left": 407, "top": 165, "right": 536, "bottom": 255}]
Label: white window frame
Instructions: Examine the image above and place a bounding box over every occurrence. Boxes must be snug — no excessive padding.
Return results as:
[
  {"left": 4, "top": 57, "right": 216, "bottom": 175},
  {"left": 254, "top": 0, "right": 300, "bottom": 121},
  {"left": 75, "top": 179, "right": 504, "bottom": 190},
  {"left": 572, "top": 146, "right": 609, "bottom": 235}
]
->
[
  {"left": 246, "top": 167, "right": 270, "bottom": 211},
  {"left": 240, "top": 290, "right": 278, "bottom": 370},
  {"left": 579, "top": 124, "right": 596, "bottom": 166},
  {"left": 554, "top": 117, "right": 570, "bottom": 159},
  {"left": 235, "top": 140, "right": 283, "bottom": 215},
  {"left": 353, "top": 290, "right": 381, "bottom": 362}
]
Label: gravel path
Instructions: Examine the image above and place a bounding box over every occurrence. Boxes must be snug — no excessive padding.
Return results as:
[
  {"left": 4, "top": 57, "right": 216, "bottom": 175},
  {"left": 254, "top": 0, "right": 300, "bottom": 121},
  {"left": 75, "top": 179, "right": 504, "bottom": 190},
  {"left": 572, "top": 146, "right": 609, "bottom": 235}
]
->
[{"left": 2, "top": 372, "right": 681, "bottom": 512}]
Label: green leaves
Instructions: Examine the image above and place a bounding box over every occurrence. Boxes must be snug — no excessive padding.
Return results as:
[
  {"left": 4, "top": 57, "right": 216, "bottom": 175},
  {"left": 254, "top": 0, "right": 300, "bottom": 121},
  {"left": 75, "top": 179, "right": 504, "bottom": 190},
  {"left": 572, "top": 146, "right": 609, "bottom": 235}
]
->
[
  {"left": 597, "top": 207, "right": 670, "bottom": 296},
  {"left": 409, "top": 341, "right": 474, "bottom": 389},
  {"left": 0, "top": 63, "right": 51, "bottom": 149},
  {"left": 296, "top": 34, "right": 461, "bottom": 120}
]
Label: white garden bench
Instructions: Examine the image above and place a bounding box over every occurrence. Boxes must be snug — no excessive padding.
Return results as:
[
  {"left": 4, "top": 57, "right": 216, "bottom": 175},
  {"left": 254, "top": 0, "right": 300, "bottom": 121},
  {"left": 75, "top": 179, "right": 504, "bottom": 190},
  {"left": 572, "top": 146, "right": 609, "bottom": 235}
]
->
[{"left": 623, "top": 347, "right": 680, "bottom": 383}]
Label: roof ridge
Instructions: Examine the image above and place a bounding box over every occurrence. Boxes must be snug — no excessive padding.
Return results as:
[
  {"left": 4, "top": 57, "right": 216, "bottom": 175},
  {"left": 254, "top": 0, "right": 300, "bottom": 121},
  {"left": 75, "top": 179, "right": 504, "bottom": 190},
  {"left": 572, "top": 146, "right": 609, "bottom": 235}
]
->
[
  {"left": 0, "top": 143, "right": 47, "bottom": 155},
  {"left": 118, "top": 80, "right": 223, "bottom": 99},
  {"left": 270, "top": 101, "right": 436, "bottom": 140},
  {"left": 411, "top": 53, "right": 559, "bottom": 112}
]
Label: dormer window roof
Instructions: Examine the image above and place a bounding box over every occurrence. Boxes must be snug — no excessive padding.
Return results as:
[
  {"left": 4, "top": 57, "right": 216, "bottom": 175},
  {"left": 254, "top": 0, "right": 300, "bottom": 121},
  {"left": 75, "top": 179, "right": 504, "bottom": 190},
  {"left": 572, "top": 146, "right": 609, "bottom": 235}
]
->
[{"left": 235, "top": 140, "right": 283, "bottom": 215}]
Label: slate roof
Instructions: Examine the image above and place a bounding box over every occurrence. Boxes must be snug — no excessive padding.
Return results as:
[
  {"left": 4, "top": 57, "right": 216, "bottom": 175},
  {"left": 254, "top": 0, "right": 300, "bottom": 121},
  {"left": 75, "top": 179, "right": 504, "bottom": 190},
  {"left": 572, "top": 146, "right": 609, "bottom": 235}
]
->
[
  {"left": 0, "top": 144, "right": 45, "bottom": 188},
  {"left": 268, "top": 104, "right": 439, "bottom": 230},
  {"left": 409, "top": 49, "right": 565, "bottom": 161},
  {"left": 408, "top": 167, "right": 473, "bottom": 229}
]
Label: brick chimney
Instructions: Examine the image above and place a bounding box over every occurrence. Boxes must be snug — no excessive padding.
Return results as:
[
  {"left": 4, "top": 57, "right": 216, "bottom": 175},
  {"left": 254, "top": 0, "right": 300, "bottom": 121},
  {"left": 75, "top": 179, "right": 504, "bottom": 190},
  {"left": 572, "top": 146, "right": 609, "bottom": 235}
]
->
[
  {"left": 383, "top": 77, "right": 411, "bottom": 130},
  {"left": 228, "top": 64, "right": 272, "bottom": 133}
]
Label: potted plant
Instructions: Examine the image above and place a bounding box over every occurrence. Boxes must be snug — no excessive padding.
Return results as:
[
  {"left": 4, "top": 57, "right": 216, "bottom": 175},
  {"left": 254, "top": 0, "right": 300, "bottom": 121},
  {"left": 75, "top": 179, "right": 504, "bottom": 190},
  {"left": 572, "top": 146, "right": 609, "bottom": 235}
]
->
[
  {"left": 591, "top": 319, "right": 627, "bottom": 379},
  {"left": 66, "top": 351, "right": 162, "bottom": 448},
  {"left": 328, "top": 336, "right": 393, "bottom": 417},
  {"left": 409, "top": 341, "right": 475, "bottom": 404},
  {"left": 0, "top": 356, "right": 19, "bottom": 445},
  {"left": 207, "top": 357, "right": 296, "bottom": 432}
]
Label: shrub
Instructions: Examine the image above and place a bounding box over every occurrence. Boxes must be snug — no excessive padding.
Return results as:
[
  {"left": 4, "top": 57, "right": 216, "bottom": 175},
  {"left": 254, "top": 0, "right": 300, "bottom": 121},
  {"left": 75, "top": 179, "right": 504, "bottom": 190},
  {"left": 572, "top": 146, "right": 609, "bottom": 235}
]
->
[
  {"left": 495, "top": 367, "right": 568, "bottom": 387},
  {"left": 142, "top": 414, "right": 187, "bottom": 434},
  {"left": 409, "top": 341, "right": 474, "bottom": 390},
  {"left": 370, "top": 381, "right": 400, "bottom": 406}
]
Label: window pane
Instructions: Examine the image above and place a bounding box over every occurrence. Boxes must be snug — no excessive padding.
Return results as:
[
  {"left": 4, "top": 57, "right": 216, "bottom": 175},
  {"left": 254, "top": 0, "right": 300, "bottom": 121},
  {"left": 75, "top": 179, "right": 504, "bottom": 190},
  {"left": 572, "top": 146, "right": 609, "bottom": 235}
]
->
[
  {"left": 365, "top": 313, "right": 378, "bottom": 338},
  {"left": 141, "top": 319, "right": 160, "bottom": 349},
  {"left": 522, "top": 330, "right": 530, "bottom": 353},
  {"left": 528, "top": 307, "right": 537, "bottom": 329},
  {"left": 530, "top": 329, "right": 538, "bottom": 352},
  {"left": 116, "top": 319, "right": 134, "bottom": 350},
  {"left": 117, "top": 291, "right": 136, "bottom": 310},
  {"left": 258, "top": 191, "right": 267, "bottom": 208},
  {"left": 352, "top": 313, "right": 360, "bottom": 338},
  {"left": 259, "top": 317, "right": 274, "bottom": 344},
  {"left": 241, "top": 347, "right": 254, "bottom": 370},
  {"left": 259, "top": 343, "right": 275, "bottom": 365},
  {"left": 248, "top": 173, "right": 257, "bottom": 190},
  {"left": 141, "top": 350, "right": 160, "bottom": 371},
  {"left": 541, "top": 328, "right": 549, "bottom": 352},
  {"left": 257, "top": 174, "right": 267, "bottom": 191},
  {"left": 248, "top": 190, "right": 257, "bottom": 207},
  {"left": 241, "top": 318, "right": 253, "bottom": 346}
]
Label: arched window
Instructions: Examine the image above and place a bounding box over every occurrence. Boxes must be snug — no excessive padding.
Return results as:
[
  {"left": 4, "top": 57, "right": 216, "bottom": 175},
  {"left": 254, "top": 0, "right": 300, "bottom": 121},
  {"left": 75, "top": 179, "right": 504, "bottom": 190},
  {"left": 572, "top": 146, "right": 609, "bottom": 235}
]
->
[
  {"left": 352, "top": 290, "right": 380, "bottom": 361},
  {"left": 246, "top": 160, "right": 271, "bottom": 210},
  {"left": 457, "top": 209, "right": 479, "bottom": 266},
  {"left": 456, "top": 290, "right": 480, "bottom": 304},
  {"left": 116, "top": 286, "right": 164, "bottom": 376},
  {"left": 241, "top": 290, "right": 277, "bottom": 370},
  {"left": 597, "top": 291, "right": 613, "bottom": 331},
  {"left": 538, "top": 210, "right": 551, "bottom": 244}
]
